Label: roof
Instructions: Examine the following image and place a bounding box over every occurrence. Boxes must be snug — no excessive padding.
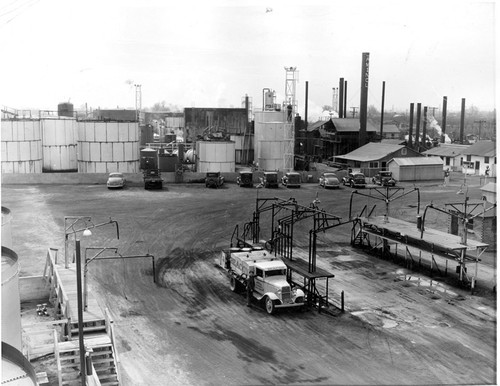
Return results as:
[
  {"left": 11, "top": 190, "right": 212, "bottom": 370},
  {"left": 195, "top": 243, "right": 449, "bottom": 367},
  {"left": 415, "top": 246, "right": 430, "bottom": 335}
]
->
[
  {"left": 388, "top": 157, "right": 443, "bottom": 166},
  {"left": 307, "top": 119, "right": 330, "bottom": 132},
  {"left": 335, "top": 142, "right": 406, "bottom": 162},
  {"left": 332, "top": 118, "right": 378, "bottom": 132},
  {"left": 461, "top": 140, "right": 496, "bottom": 157},
  {"left": 480, "top": 182, "right": 496, "bottom": 193},
  {"left": 379, "top": 123, "right": 400, "bottom": 133},
  {"left": 423, "top": 144, "right": 470, "bottom": 157},
  {"left": 381, "top": 139, "right": 406, "bottom": 145}
]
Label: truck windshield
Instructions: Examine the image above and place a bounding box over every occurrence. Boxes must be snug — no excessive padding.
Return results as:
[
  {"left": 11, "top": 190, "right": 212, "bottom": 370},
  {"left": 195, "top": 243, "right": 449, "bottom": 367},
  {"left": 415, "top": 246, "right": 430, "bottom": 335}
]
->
[{"left": 265, "top": 269, "right": 286, "bottom": 277}]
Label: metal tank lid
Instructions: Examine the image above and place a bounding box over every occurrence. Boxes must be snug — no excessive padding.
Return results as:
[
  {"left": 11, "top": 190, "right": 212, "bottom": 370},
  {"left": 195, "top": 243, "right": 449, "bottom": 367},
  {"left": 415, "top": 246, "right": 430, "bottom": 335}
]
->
[{"left": 2, "top": 342, "right": 38, "bottom": 386}]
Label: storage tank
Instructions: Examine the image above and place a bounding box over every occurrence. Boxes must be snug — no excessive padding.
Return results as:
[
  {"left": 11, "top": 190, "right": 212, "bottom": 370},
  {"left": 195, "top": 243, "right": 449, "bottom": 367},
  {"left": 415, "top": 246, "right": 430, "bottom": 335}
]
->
[
  {"left": 159, "top": 154, "right": 179, "bottom": 172},
  {"left": 140, "top": 147, "right": 158, "bottom": 169},
  {"left": 2, "top": 342, "right": 38, "bottom": 386},
  {"left": 41, "top": 117, "right": 78, "bottom": 172},
  {"left": 2, "top": 247, "right": 22, "bottom": 350},
  {"left": 77, "top": 121, "right": 140, "bottom": 173},
  {"left": 2, "top": 207, "right": 13, "bottom": 250},
  {"left": 58, "top": 102, "right": 74, "bottom": 117},
  {"left": 196, "top": 141, "right": 235, "bottom": 173},
  {"left": 1, "top": 119, "right": 43, "bottom": 173}
]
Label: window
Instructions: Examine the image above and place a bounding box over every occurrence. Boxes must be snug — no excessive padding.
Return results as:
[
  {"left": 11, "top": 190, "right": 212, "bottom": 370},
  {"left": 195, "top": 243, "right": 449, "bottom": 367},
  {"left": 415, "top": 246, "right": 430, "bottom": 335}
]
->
[
  {"left": 485, "top": 157, "right": 489, "bottom": 164},
  {"left": 369, "top": 162, "right": 379, "bottom": 168},
  {"left": 401, "top": 148, "right": 407, "bottom": 155},
  {"left": 466, "top": 155, "right": 471, "bottom": 162},
  {"left": 255, "top": 268, "right": 263, "bottom": 278},
  {"left": 381, "top": 161, "right": 387, "bottom": 169},
  {"left": 446, "top": 157, "right": 450, "bottom": 166}
]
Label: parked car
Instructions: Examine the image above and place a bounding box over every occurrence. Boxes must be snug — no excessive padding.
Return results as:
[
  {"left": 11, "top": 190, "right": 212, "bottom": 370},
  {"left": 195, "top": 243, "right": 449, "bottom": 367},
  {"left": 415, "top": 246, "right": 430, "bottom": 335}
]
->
[
  {"left": 236, "top": 169, "right": 253, "bottom": 188},
  {"left": 107, "top": 172, "right": 126, "bottom": 189},
  {"left": 205, "top": 172, "right": 224, "bottom": 188},
  {"left": 263, "top": 171, "right": 279, "bottom": 188},
  {"left": 372, "top": 171, "right": 396, "bottom": 186},
  {"left": 343, "top": 172, "right": 366, "bottom": 188},
  {"left": 318, "top": 172, "right": 340, "bottom": 189},
  {"left": 281, "top": 172, "right": 301, "bottom": 188}
]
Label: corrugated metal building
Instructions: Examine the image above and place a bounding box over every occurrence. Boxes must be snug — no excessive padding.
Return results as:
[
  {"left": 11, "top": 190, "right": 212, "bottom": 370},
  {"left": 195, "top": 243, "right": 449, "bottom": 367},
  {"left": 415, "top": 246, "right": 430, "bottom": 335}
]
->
[{"left": 388, "top": 157, "right": 444, "bottom": 181}]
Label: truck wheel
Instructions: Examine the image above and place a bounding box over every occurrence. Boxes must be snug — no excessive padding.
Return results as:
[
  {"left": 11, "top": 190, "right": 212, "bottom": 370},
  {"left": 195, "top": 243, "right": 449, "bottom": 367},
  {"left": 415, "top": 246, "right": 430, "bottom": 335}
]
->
[
  {"left": 264, "top": 296, "right": 276, "bottom": 315},
  {"left": 230, "top": 277, "right": 240, "bottom": 292}
]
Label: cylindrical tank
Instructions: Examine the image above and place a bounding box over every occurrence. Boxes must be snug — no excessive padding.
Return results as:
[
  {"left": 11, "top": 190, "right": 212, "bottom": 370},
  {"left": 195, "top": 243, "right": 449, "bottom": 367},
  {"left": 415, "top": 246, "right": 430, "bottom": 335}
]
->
[
  {"left": 2, "top": 207, "right": 13, "bottom": 250},
  {"left": 2, "top": 342, "right": 38, "bottom": 386},
  {"left": 254, "top": 119, "right": 287, "bottom": 171},
  {"left": 1, "top": 119, "right": 43, "bottom": 173},
  {"left": 140, "top": 124, "right": 154, "bottom": 146},
  {"left": 58, "top": 102, "right": 74, "bottom": 117},
  {"left": 2, "top": 247, "right": 22, "bottom": 351},
  {"left": 196, "top": 141, "right": 235, "bottom": 173},
  {"left": 158, "top": 154, "right": 178, "bottom": 172},
  {"left": 77, "top": 121, "right": 140, "bottom": 173},
  {"left": 140, "top": 148, "right": 158, "bottom": 169},
  {"left": 184, "top": 148, "right": 195, "bottom": 163},
  {"left": 41, "top": 118, "right": 78, "bottom": 172}
]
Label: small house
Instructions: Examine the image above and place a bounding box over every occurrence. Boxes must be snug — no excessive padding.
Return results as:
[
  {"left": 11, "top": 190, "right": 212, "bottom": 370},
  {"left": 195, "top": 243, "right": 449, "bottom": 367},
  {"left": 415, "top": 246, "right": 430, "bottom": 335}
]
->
[
  {"left": 422, "top": 143, "right": 470, "bottom": 171},
  {"left": 460, "top": 140, "right": 496, "bottom": 176}
]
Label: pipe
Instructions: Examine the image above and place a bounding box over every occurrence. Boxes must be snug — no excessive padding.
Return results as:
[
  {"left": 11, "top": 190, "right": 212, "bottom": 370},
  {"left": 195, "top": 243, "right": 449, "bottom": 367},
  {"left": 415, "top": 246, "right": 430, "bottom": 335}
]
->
[
  {"left": 380, "top": 81, "right": 385, "bottom": 138},
  {"left": 415, "top": 103, "right": 421, "bottom": 149},
  {"left": 339, "top": 78, "right": 344, "bottom": 118},
  {"left": 422, "top": 106, "right": 428, "bottom": 148},
  {"left": 343, "top": 80, "right": 347, "bottom": 118},
  {"left": 460, "top": 98, "right": 466, "bottom": 144},
  {"left": 408, "top": 103, "right": 414, "bottom": 148},
  {"left": 441, "top": 96, "right": 447, "bottom": 143}
]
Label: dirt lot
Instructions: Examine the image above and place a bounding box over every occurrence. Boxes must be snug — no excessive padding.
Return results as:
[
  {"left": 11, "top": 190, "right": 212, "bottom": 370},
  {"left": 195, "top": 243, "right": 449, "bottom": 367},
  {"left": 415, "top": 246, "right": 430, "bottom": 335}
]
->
[{"left": 2, "top": 173, "right": 497, "bottom": 385}]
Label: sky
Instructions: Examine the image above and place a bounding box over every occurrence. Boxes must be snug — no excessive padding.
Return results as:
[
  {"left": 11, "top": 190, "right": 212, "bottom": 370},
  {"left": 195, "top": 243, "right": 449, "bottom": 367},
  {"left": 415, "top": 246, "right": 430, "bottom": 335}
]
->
[{"left": 0, "top": 0, "right": 497, "bottom": 120}]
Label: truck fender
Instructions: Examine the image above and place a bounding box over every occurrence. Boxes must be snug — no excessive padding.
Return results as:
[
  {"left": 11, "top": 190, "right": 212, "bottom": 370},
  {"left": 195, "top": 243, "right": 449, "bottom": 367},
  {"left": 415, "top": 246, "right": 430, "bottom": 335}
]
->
[
  {"left": 295, "top": 288, "right": 305, "bottom": 298},
  {"left": 260, "top": 292, "right": 280, "bottom": 302}
]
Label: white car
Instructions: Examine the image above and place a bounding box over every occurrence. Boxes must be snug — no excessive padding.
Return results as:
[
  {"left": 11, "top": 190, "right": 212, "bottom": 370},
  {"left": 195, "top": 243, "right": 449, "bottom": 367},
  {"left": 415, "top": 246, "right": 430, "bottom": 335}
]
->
[
  {"left": 319, "top": 172, "right": 340, "bottom": 189},
  {"left": 107, "top": 172, "right": 126, "bottom": 189}
]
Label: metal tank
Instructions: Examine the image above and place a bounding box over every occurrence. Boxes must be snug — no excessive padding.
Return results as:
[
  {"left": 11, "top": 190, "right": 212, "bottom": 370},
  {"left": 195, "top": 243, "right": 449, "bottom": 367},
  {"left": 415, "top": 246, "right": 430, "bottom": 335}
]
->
[
  {"left": 1, "top": 120, "right": 43, "bottom": 173},
  {"left": 78, "top": 121, "right": 140, "bottom": 173},
  {"left": 2, "top": 342, "right": 38, "bottom": 386},
  {"left": 196, "top": 141, "right": 235, "bottom": 173},
  {"left": 2, "top": 207, "right": 13, "bottom": 250},
  {"left": 58, "top": 102, "right": 74, "bottom": 117},
  {"left": 254, "top": 110, "right": 288, "bottom": 171},
  {"left": 2, "top": 246, "right": 22, "bottom": 351},
  {"left": 41, "top": 117, "right": 78, "bottom": 172}
]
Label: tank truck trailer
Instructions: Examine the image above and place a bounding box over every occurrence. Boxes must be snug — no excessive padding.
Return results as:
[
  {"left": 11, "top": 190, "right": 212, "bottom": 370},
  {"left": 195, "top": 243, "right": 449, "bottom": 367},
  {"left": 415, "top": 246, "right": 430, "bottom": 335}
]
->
[{"left": 218, "top": 248, "right": 305, "bottom": 314}]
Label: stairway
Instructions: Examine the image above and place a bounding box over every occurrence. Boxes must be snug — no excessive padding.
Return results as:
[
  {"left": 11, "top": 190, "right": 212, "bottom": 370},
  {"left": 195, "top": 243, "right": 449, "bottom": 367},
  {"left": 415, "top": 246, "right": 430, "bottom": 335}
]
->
[{"left": 56, "top": 336, "right": 119, "bottom": 386}]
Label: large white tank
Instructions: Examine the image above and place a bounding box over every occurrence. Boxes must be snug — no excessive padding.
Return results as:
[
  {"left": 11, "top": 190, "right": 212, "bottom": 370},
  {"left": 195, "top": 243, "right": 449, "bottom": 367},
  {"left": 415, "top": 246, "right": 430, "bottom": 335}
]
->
[
  {"left": 2, "top": 342, "right": 38, "bottom": 386},
  {"left": 1, "top": 120, "right": 43, "bottom": 173},
  {"left": 254, "top": 110, "right": 290, "bottom": 171},
  {"left": 2, "top": 247, "right": 22, "bottom": 351},
  {"left": 41, "top": 117, "right": 78, "bottom": 172},
  {"left": 77, "top": 121, "right": 140, "bottom": 173},
  {"left": 2, "top": 207, "right": 13, "bottom": 250},
  {"left": 196, "top": 141, "right": 235, "bottom": 173}
]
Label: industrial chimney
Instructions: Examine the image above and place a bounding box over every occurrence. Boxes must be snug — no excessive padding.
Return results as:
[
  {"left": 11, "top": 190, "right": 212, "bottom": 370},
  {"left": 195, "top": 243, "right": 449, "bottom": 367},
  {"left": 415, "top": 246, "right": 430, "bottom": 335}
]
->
[{"left": 359, "top": 52, "right": 369, "bottom": 147}]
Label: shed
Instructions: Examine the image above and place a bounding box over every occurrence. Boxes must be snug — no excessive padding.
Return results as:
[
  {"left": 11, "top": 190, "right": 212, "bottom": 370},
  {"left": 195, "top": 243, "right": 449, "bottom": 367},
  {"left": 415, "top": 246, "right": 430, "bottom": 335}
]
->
[
  {"left": 388, "top": 157, "right": 443, "bottom": 181},
  {"left": 480, "top": 182, "right": 496, "bottom": 204}
]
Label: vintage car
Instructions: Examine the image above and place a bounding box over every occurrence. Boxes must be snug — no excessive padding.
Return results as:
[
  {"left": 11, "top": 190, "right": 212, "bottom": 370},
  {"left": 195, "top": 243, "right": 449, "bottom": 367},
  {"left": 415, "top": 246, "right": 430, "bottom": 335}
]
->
[
  {"left": 318, "top": 172, "right": 340, "bottom": 189},
  {"left": 236, "top": 169, "right": 253, "bottom": 188},
  {"left": 107, "top": 172, "right": 126, "bottom": 189},
  {"left": 342, "top": 172, "right": 366, "bottom": 188},
  {"left": 143, "top": 169, "right": 163, "bottom": 190},
  {"left": 205, "top": 172, "right": 224, "bottom": 188},
  {"left": 263, "top": 171, "right": 279, "bottom": 188},
  {"left": 281, "top": 172, "right": 301, "bottom": 188},
  {"left": 372, "top": 171, "right": 396, "bottom": 186}
]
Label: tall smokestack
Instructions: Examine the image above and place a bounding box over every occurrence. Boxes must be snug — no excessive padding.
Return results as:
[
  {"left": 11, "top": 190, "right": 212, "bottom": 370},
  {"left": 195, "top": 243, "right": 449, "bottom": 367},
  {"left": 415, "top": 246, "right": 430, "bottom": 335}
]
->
[
  {"left": 441, "top": 96, "right": 447, "bottom": 143},
  {"left": 415, "top": 103, "right": 421, "bottom": 150},
  {"left": 344, "top": 80, "right": 347, "bottom": 118},
  {"left": 460, "top": 98, "right": 466, "bottom": 144},
  {"left": 380, "top": 81, "right": 385, "bottom": 139},
  {"left": 304, "top": 81, "right": 308, "bottom": 129},
  {"left": 408, "top": 103, "right": 414, "bottom": 148},
  {"left": 422, "top": 106, "right": 428, "bottom": 148},
  {"left": 339, "top": 78, "right": 344, "bottom": 118},
  {"left": 359, "top": 52, "right": 369, "bottom": 147}
]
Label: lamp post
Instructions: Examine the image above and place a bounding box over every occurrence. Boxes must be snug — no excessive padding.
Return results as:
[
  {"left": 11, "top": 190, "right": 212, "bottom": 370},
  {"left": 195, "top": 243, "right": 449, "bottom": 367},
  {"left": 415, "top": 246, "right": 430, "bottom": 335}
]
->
[{"left": 75, "top": 238, "right": 87, "bottom": 386}]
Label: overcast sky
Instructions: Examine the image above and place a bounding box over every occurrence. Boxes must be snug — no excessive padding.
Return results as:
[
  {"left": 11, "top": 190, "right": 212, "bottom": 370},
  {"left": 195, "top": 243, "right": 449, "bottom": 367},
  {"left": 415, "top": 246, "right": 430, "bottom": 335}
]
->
[{"left": 0, "top": 0, "right": 497, "bottom": 120}]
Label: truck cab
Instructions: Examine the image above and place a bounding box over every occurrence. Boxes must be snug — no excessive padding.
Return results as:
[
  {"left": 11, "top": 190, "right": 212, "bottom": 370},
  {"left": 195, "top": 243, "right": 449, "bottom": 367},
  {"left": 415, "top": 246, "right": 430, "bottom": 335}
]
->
[{"left": 263, "top": 171, "right": 279, "bottom": 188}]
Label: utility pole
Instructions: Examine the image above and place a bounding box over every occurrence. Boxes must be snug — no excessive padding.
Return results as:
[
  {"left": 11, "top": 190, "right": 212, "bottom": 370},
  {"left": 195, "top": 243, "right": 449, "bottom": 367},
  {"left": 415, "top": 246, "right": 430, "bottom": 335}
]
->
[
  {"left": 428, "top": 106, "right": 439, "bottom": 117},
  {"left": 350, "top": 107, "right": 358, "bottom": 118}
]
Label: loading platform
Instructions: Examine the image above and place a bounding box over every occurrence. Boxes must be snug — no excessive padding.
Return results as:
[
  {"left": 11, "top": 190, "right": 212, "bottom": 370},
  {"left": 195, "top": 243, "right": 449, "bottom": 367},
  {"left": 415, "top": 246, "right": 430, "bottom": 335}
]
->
[{"left": 352, "top": 215, "right": 489, "bottom": 289}]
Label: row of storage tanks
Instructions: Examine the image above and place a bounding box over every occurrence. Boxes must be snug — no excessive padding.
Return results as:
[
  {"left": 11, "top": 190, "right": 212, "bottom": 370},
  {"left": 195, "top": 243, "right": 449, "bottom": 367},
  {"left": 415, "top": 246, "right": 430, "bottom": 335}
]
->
[
  {"left": 2, "top": 207, "right": 39, "bottom": 385},
  {"left": 1, "top": 110, "right": 292, "bottom": 174}
]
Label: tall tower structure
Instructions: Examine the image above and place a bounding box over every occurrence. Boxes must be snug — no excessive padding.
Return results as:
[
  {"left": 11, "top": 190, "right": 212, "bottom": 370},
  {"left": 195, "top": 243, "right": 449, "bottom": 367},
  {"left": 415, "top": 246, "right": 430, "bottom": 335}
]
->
[
  {"left": 284, "top": 66, "right": 298, "bottom": 171},
  {"left": 134, "top": 84, "right": 142, "bottom": 123}
]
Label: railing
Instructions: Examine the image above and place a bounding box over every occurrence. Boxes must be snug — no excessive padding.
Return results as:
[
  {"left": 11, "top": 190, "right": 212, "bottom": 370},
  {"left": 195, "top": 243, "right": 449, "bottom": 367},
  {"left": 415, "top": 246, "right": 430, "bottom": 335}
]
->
[
  {"left": 54, "top": 329, "right": 63, "bottom": 386},
  {"left": 105, "top": 307, "right": 121, "bottom": 384}
]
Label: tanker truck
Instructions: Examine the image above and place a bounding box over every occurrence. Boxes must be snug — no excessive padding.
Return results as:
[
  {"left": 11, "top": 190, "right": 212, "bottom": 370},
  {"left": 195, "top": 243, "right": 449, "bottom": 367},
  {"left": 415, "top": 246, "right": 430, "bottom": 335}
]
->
[{"left": 218, "top": 248, "right": 305, "bottom": 314}]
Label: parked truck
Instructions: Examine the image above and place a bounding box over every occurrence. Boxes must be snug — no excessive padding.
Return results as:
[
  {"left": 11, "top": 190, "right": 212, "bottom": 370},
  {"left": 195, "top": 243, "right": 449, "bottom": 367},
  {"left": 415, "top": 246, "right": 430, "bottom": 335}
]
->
[
  {"left": 218, "top": 248, "right": 305, "bottom": 314},
  {"left": 143, "top": 169, "right": 163, "bottom": 190}
]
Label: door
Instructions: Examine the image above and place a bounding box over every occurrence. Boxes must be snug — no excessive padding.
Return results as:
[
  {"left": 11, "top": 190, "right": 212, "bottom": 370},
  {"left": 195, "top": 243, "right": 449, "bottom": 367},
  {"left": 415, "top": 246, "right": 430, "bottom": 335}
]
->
[{"left": 475, "top": 161, "right": 480, "bottom": 170}]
